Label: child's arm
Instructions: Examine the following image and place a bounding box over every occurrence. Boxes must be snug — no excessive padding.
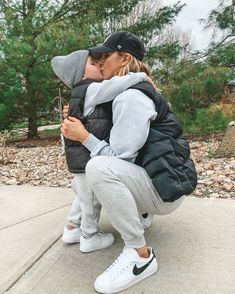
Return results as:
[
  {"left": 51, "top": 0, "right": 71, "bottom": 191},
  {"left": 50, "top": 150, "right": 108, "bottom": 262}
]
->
[{"left": 83, "top": 72, "right": 148, "bottom": 116}]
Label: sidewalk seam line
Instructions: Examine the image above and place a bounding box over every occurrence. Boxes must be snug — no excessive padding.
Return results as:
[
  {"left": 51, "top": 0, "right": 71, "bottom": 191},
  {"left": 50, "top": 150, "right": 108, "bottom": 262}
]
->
[
  {"left": 4, "top": 232, "right": 62, "bottom": 293},
  {"left": 0, "top": 203, "right": 72, "bottom": 231}
]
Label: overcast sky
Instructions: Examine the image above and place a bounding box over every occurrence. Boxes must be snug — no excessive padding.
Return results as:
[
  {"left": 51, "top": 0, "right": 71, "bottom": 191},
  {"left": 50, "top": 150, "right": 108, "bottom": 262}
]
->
[{"left": 163, "top": 0, "right": 219, "bottom": 50}]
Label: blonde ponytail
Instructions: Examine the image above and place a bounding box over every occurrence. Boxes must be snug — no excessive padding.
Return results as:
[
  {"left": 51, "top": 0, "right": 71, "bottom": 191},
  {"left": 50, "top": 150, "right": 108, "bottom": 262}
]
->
[{"left": 114, "top": 52, "right": 153, "bottom": 79}]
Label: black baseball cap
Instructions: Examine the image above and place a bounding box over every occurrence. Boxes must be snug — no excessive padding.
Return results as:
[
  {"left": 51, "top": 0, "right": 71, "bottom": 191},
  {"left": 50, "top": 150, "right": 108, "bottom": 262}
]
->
[{"left": 89, "top": 31, "right": 146, "bottom": 61}]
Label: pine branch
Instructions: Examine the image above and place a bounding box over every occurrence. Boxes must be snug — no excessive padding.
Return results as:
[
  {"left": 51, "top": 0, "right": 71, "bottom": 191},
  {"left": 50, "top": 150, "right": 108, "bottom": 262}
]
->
[
  {"left": 33, "top": 2, "right": 88, "bottom": 37},
  {"left": 190, "top": 34, "right": 234, "bottom": 62}
]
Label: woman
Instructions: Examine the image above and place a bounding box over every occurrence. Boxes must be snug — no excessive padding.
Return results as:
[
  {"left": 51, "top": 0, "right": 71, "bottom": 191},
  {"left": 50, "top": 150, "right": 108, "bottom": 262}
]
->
[
  {"left": 51, "top": 49, "right": 151, "bottom": 250},
  {"left": 61, "top": 31, "right": 197, "bottom": 294}
]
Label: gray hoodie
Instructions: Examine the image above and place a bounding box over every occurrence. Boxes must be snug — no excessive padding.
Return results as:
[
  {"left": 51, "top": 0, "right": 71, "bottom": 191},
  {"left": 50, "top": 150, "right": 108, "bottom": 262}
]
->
[{"left": 83, "top": 81, "right": 158, "bottom": 162}]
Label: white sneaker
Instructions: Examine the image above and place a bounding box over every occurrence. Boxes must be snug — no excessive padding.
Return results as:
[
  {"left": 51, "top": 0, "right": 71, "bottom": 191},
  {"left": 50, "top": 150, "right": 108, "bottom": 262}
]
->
[
  {"left": 94, "top": 247, "right": 158, "bottom": 293},
  {"left": 80, "top": 232, "right": 115, "bottom": 253},
  {"left": 61, "top": 227, "right": 81, "bottom": 244},
  {"left": 140, "top": 213, "right": 154, "bottom": 229}
]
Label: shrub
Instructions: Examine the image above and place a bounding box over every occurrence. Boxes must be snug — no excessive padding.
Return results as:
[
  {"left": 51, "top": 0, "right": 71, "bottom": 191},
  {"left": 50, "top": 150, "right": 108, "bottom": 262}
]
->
[
  {"left": 193, "top": 108, "right": 228, "bottom": 133},
  {"left": 158, "top": 62, "right": 234, "bottom": 134}
]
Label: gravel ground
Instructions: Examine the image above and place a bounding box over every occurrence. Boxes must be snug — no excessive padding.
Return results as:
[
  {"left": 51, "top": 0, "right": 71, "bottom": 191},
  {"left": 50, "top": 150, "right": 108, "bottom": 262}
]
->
[{"left": 0, "top": 140, "right": 234, "bottom": 199}]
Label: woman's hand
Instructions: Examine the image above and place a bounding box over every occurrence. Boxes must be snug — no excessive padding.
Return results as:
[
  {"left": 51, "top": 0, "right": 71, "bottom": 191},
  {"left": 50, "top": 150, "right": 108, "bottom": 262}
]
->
[
  {"left": 61, "top": 116, "right": 90, "bottom": 143},
  {"left": 63, "top": 104, "right": 69, "bottom": 119}
]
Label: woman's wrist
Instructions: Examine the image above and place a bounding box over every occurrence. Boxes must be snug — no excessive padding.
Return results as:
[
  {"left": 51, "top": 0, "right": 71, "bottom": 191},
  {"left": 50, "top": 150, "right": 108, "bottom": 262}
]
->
[{"left": 79, "top": 129, "right": 90, "bottom": 143}]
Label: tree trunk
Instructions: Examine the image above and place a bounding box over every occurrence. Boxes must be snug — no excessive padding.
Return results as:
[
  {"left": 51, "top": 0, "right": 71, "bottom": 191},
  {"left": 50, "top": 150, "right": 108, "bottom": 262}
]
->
[
  {"left": 27, "top": 98, "right": 38, "bottom": 139},
  {"left": 28, "top": 116, "right": 38, "bottom": 139},
  {"left": 26, "top": 84, "right": 38, "bottom": 139},
  {"left": 215, "top": 121, "right": 235, "bottom": 158},
  {"left": 24, "top": 0, "right": 38, "bottom": 139}
]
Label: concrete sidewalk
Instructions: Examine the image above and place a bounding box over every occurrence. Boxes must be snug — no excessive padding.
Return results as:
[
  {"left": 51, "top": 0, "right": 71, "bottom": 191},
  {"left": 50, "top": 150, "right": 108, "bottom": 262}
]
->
[{"left": 0, "top": 185, "right": 235, "bottom": 294}]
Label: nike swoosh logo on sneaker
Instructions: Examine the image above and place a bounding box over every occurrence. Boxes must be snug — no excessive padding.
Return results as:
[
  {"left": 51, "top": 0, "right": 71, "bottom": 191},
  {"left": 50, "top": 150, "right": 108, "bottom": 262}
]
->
[{"left": 132, "top": 255, "right": 155, "bottom": 276}]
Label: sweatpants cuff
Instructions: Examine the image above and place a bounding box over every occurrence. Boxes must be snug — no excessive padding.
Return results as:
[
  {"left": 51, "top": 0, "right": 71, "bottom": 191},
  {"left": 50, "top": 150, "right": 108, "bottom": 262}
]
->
[{"left": 124, "top": 236, "right": 146, "bottom": 249}]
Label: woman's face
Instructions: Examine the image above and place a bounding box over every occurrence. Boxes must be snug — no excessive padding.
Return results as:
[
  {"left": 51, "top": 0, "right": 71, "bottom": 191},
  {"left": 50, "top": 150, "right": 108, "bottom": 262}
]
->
[
  {"left": 83, "top": 56, "right": 103, "bottom": 81},
  {"left": 99, "top": 52, "right": 126, "bottom": 80}
]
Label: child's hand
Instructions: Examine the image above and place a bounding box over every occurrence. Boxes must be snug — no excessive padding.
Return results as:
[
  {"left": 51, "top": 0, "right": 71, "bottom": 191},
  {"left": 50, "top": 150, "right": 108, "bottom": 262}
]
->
[
  {"left": 63, "top": 104, "right": 69, "bottom": 119},
  {"left": 146, "top": 77, "right": 158, "bottom": 91}
]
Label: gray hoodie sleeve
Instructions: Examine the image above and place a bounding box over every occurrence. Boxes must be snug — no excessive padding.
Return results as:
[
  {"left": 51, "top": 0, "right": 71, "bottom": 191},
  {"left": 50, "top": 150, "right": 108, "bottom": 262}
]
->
[
  {"left": 82, "top": 89, "right": 157, "bottom": 162},
  {"left": 83, "top": 72, "right": 148, "bottom": 116}
]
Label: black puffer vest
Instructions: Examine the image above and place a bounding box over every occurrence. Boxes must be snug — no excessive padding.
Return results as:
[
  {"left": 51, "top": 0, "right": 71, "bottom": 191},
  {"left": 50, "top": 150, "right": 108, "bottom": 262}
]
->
[
  {"left": 132, "top": 82, "right": 197, "bottom": 202},
  {"left": 64, "top": 79, "right": 113, "bottom": 173}
]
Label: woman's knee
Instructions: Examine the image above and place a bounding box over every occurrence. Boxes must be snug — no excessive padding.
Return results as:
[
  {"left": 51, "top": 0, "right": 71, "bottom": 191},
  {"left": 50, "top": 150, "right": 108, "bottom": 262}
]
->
[{"left": 85, "top": 156, "right": 109, "bottom": 183}]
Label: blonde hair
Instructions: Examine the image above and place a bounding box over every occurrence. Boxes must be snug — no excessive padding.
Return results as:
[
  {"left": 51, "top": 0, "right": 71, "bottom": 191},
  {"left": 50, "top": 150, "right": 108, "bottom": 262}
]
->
[
  {"left": 113, "top": 52, "right": 160, "bottom": 91},
  {"left": 114, "top": 52, "right": 153, "bottom": 79}
]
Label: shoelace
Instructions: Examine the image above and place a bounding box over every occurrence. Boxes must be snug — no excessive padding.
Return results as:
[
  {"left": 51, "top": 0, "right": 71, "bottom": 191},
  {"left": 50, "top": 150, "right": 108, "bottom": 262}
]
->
[
  {"left": 97, "top": 231, "right": 104, "bottom": 236},
  {"left": 105, "top": 251, "right": 133, "bottom": 275}
]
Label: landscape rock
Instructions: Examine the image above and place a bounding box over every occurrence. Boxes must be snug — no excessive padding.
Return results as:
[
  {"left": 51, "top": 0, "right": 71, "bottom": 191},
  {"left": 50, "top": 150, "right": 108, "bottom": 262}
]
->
[
  {"left": 0, "top": 140, "right": 234, "bottom": 199},
  {"left": 5, "top": 178, "right": 19, "bottom": 185}
]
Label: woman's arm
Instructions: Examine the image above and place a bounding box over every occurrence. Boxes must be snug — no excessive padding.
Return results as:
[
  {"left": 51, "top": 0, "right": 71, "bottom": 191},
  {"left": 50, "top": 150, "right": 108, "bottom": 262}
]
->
[
  {"left": 82, "top": 89, "right": 157, "bottom": 162},
  {"left": 83, "top": 72, "right": 148, "bottom": 116},
  {"left": 61, "top": 89, "right": 157, "bottom": 162}
]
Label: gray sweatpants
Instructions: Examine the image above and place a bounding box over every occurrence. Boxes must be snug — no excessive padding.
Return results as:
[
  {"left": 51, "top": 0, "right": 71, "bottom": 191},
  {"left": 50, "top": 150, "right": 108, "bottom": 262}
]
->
[
  {"left": 67, "top": 174, "right": 101, "bottom": 234},
  {"left": 68, "top": 156, "right": 185, "bottom": 248}
]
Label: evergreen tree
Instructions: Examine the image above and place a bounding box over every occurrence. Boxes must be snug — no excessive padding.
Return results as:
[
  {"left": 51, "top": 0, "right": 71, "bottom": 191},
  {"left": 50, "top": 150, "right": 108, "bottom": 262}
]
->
[
  {"left": 0, "top": 0, "right": 138, "bottom": 137},
  {"left": 204, "top": 0, "right": 235, "bottom": 37},
  {"left": 202, "top": 0, "right": 235, "bottom": 69},
  {"left": 0, "top": 0, "right": 184, "bottom": 138}
]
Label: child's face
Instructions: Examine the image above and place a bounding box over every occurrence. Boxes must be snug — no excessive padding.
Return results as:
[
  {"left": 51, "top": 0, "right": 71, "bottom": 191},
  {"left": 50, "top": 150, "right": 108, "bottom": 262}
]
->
[{"left": 83, "top": 56, "right": 103, "bottom": 81}]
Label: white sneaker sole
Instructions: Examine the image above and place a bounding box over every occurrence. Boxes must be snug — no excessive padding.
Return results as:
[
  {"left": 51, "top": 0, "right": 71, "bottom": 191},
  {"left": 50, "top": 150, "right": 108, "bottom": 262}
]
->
[
  {"left": 61, "top": 236, "right": 80, "bottom": 244},
  {"left": 95, "top": 261, "right": 158, "bottom": 294}
]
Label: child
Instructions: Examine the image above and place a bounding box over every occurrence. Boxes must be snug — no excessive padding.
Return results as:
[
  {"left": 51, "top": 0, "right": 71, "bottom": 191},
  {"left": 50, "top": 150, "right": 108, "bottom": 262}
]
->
[{"left": 51, "top": 50, "right": 152, "bottom": 251}]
